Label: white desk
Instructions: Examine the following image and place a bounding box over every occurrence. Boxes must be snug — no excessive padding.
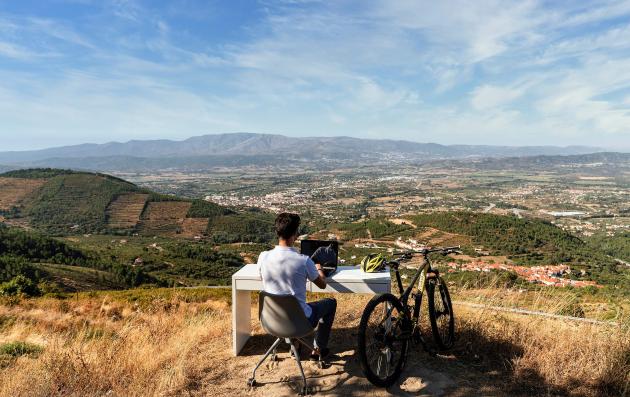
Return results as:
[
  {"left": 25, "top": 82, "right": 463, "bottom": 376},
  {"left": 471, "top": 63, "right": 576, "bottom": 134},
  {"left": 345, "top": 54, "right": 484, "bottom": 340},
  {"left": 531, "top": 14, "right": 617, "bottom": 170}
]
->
[{"left": 231, "top": 264, "right": 391, "bottom": 356}]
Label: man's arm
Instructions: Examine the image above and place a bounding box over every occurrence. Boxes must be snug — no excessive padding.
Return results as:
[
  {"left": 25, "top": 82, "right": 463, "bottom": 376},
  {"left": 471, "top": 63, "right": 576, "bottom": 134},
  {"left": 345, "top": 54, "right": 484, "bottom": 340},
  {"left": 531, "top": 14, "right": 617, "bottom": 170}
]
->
[
  {"left": 312, "top": 263, "right": 327, "bottom": 289},
  {"left": 306, "top": 257, "right": 327, "bottom": 289}
]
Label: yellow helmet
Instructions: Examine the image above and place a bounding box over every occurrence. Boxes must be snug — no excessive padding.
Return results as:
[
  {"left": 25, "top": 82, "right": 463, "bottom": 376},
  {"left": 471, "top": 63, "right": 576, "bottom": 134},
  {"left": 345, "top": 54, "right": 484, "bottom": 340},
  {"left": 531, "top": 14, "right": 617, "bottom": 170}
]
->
[{"left": 360, "top": 253, "right": 386, "bottom": 273}]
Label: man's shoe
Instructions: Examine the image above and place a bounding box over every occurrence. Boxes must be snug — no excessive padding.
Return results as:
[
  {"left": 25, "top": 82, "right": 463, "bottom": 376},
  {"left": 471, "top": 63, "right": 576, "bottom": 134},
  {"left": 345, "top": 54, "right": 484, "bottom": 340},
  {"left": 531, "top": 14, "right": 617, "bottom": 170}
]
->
[{"left": 309, "top": 348, "right": 330, "bottom": 361}]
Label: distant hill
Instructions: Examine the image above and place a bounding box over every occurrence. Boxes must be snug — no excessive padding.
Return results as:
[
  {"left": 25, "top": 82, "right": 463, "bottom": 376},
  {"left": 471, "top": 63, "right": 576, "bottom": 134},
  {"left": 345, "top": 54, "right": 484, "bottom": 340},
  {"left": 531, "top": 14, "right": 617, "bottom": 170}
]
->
[
  {"left": 0, "top": 168, "right": 274, "bottom": 241},
  {"left": 0, "top": 133, "right": 604, "bottom": 171},
  {"left": 429, "top": 152, "right": 630, "bottom": 171},
  {"left": 20, "top": 154, "right": 299, "bottom": 172},
  {"left": 0, "top": 164, "right": 17, "bottom": 173}
]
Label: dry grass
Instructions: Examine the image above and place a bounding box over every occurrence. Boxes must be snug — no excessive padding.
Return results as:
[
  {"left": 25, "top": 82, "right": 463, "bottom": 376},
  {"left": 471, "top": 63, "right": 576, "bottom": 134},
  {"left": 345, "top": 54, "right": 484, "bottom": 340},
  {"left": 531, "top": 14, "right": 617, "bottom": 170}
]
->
[
  {"left": 0, "top": 288, "right": 627, "bottom": 396},
  {"left": 0, "top": 290, "right": 231, "bottom": 397},
  {"left": 452, "top": 306, "right": 630, "bottom": 396}
]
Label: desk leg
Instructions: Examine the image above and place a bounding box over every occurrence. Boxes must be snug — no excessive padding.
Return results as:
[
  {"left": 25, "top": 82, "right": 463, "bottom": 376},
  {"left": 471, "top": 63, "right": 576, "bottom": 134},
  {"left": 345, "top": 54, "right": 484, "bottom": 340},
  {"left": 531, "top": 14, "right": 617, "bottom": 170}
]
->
[{"left": 232, "top": 284, "right": 252, "bottom": 356}]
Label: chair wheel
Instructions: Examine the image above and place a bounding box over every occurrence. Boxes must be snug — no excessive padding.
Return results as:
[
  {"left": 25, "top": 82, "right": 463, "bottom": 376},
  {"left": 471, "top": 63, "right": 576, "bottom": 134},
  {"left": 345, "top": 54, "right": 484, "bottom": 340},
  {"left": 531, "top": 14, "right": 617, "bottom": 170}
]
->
[
  {"left": 299, "top": 385, "right": 312, "bottom": 396},
  {"left": 247, "top": 378, "right": 257, "bottom": 388},
  {"left": 317, "top": 361, "right": 324, "bottom": 369},
  {"left": 270, "top": 353, "right": 278, "bottom": 362}
]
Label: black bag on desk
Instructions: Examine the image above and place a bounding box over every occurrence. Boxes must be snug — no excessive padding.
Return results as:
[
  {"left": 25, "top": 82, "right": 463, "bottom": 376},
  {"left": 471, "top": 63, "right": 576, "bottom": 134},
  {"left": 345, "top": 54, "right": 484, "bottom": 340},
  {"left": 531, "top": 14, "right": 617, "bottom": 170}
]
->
[{"left": 310, "top": 245, "right": 338, "bottom": 277}]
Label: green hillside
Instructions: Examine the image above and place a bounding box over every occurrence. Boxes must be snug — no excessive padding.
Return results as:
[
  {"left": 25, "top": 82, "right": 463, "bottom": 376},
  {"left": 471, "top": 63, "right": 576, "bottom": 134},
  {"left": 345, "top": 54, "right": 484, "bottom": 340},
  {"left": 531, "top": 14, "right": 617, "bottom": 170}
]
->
[
  {"left": 0, "top": 168, "right": 79, "bottom": 179},
  {"left": 587, "top": 232, "right": 630, "bottom": 262},
  {"left": 0, "top": 224, "right": 156, "bottom": 291},
  {"left": 23, "top": 172, "right": 139, "bottom": 234},
  {"left": 208, "top": 210, "right": 277, "bottom": 243},
  {"left": 0, "top": 224, "right": 248, "bottom": 292},
  {"left": 404, "top": 212, "right": 630, "bottom": 291},
  {"left": 411, "top": 211, "right": 612, "bottom": 267},
  {"left": 0, "top": 168, "right": 274, "bottom": 241}
]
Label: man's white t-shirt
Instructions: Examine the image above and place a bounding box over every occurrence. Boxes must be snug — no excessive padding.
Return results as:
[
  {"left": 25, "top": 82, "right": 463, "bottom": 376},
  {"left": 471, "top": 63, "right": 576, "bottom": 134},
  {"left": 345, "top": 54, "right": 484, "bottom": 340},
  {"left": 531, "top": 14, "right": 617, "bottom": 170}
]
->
[{"left": 257, "top": 246, "right": 320, "bottom": 318}]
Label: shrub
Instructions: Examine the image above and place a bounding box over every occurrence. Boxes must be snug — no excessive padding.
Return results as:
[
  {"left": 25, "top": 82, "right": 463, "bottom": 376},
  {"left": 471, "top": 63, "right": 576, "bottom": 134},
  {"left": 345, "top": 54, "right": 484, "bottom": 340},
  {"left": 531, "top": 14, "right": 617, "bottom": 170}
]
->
[
  {"left": 0, "top": 275, "right": 40, "bottom": 297},
  {"left": 0, "top": 341, "right": 43, "bottom": 357},
  {"left": 557, "top": 301, "right": 585, "bottom": 318}
]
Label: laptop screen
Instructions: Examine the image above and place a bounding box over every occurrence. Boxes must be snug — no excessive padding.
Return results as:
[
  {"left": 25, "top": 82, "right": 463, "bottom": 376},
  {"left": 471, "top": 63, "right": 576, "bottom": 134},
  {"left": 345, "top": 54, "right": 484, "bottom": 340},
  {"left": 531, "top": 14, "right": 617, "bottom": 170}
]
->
[{"left": 300, "top": 239, "right": 339, "bottom": 261}]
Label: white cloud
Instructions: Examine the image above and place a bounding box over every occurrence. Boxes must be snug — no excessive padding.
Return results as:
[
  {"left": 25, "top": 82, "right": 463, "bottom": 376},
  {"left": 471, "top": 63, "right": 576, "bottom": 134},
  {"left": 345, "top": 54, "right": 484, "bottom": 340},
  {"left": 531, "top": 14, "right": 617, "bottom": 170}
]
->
[
  {"left": 0, "top": 41, "right": 39, "bottom": 60},
  {"left": 470, "top": 84, "right": 525, "bottom": 110},
  {"left": 27, "top": 17, "right": 95, "bottom": 49}
]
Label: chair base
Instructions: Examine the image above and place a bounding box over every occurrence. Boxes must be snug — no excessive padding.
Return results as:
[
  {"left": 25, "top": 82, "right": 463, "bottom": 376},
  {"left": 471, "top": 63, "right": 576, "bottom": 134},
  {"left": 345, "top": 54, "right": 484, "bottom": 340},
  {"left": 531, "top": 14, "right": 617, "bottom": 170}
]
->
[{"left": 248, "top": 337, "right": 321, "bottom": 395}]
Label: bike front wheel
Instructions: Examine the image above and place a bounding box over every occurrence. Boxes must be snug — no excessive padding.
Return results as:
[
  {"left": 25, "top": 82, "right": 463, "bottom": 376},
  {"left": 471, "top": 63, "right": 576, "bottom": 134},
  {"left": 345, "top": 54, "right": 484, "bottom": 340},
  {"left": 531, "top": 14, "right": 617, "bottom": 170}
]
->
[
  {"left": 427, "top": 276, "right": 455, "bottom": 350},
  {"left": 357, "top": 293, "right": 409, "bottom": 387}
]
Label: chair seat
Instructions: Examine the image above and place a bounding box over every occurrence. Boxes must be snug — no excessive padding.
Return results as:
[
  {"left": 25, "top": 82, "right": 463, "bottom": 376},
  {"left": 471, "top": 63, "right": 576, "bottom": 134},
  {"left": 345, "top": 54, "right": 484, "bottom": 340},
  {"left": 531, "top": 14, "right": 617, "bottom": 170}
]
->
[{"left": 259, "top": 291, "right": 315, "bottom": 338}]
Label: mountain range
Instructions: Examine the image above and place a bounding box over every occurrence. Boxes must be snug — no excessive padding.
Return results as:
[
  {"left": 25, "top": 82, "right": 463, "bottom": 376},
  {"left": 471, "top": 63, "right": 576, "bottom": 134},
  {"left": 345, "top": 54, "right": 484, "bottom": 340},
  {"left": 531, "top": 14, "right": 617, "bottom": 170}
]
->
[{"left": 0, "top": 133, "right": 607, "bottom": 171}]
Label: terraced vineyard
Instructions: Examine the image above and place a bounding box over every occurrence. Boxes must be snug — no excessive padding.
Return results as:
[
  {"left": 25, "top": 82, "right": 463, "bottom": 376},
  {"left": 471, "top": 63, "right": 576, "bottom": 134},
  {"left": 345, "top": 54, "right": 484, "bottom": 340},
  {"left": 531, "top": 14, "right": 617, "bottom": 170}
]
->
[
  {"left": 138, "top": 201, "right": 192, "bottom": 236},
  {"left": 181, "top": 217, "right": 209, "bottom": 238},
  {"left": 0, "top": 177, "right": 46, "bottom": 211},
  {"left": 0, "top": 169, "right": 276, "bottom": 243},
  {"left": 105, "top": 193, "right": 149, "bottom": 230},
  {"left": 23, "top": 173, "right": 138, "bottom": 234}
]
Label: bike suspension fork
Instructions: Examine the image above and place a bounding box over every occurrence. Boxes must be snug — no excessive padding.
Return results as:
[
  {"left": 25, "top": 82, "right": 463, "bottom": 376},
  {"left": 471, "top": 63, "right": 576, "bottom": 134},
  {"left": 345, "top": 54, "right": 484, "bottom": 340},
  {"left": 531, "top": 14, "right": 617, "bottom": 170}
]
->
[
  {"left": 412, "top": 292, "right": 422, "bottom": 319},
  {"left": 395, "top": 271, "right": 404, "bottom": 295}
]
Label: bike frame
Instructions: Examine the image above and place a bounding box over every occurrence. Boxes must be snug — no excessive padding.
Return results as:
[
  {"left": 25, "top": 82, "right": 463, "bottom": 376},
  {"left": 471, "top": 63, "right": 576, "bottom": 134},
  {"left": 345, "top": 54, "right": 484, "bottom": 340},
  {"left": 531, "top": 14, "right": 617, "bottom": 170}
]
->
[
  {"left": 391, "top": 255, "right": 431, "bottom": 307},
  {"left": 385, "top": 247, "right": 459, "bottom": 332}
]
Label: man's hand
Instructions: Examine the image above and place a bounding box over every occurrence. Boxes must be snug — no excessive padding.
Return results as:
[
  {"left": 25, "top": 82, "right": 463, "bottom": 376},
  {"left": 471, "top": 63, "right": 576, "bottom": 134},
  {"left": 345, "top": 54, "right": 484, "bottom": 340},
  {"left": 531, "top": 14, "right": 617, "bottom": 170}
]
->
[{"left": 313, "top": 263, "right": 327, "bottom": 289}]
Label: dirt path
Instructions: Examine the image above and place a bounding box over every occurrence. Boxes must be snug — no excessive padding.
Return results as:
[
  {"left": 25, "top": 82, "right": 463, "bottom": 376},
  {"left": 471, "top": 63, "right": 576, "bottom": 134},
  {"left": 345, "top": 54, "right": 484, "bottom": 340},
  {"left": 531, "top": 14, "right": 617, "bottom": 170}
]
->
[
  {"left": 389, "top": 218, "right": 418, "bottom": 228},
  {"left": 202, "top": 304, "right": 457, "bottom": 397}
]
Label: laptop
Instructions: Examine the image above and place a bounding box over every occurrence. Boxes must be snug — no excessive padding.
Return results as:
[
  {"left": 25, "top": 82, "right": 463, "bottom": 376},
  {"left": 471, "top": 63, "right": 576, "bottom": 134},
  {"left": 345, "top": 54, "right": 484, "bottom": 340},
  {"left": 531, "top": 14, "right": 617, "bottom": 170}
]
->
[{"left": 300, "top": 239, "right": 339, "bottom": 276}]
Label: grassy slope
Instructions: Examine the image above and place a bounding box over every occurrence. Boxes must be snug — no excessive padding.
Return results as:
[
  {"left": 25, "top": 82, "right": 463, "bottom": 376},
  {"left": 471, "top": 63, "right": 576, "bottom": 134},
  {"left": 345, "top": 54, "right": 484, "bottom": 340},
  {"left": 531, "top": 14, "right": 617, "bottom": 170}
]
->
[
  {"left": 35, "top": 263, "right": 127, "bottom": 291},
  {"left": 0, "top": 289, "right": 627, "bottom": 396}
]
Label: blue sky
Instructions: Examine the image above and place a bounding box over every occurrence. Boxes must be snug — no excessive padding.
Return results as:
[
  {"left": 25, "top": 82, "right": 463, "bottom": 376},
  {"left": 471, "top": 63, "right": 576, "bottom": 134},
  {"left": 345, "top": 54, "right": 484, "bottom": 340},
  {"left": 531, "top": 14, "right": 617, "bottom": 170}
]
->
[{"left": 1, "top": 0, "right": 630, "bottom": 151}]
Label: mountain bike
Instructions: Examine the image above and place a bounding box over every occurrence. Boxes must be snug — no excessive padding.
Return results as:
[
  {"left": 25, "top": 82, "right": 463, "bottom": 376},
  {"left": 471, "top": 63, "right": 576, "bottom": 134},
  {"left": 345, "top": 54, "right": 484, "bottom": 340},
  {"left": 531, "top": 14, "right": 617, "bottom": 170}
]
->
[{"left": 357, "top": 246, "right": 460, "bottom": 387}]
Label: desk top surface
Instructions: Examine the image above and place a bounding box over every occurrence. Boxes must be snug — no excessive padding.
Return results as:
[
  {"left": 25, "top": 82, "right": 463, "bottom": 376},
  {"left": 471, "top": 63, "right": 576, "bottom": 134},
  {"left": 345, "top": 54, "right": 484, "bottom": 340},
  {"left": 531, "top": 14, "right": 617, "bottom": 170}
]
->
[{"left": 233, "top": 263, "right": 390, "bottom": 284}]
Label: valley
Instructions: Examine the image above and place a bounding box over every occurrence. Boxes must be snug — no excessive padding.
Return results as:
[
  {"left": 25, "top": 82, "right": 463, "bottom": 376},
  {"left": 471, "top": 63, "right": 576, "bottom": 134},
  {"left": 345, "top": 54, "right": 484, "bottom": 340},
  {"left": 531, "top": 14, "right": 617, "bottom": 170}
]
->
[
  {"left": 0, "top": 152, "right": 629, "bottom": 397},
  {"left": 1, "top": 151, "right": 629, "bottom": 304}
]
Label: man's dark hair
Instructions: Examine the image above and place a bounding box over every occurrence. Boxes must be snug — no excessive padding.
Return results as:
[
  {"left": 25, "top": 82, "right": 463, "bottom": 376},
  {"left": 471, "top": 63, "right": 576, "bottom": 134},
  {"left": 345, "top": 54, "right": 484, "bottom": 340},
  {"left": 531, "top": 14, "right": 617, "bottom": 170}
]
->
[{"left": 275, "top": 213, "right": 300, "bottom": 240}]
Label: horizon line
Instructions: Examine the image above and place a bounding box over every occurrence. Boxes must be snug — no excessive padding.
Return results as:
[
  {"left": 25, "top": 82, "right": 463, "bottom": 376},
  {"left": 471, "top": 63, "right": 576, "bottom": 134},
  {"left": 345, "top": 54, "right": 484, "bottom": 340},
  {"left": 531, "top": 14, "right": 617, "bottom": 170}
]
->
[{"left": 0, "top": 132, "right": 616, "bottom": 153}]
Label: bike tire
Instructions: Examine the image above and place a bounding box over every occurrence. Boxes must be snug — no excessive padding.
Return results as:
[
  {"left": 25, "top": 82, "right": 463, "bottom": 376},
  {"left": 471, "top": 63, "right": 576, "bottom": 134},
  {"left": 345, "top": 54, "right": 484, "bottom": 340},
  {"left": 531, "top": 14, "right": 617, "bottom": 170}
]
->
[
  {"left": 357, "top": 293, "right": 409, "bottom": 387},
  {"left": 427, "top": 276, "right": 455, "bottom": 350}
]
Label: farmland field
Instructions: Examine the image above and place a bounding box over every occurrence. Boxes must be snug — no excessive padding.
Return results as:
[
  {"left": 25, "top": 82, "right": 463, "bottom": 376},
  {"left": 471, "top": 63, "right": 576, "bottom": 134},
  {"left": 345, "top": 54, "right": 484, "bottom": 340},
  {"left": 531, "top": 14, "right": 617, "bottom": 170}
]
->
[
  {"left": 105, "top": 193, "right": 148, "bottom": 229},
  {"left": 138, "top": 201, "right": 192, "bottom": 236},
  {"left": 181, "top": 217, "right": 209, "bottom": 238},
  {"left": 0, "top": 177, "right": 46, "bottom": 210}
]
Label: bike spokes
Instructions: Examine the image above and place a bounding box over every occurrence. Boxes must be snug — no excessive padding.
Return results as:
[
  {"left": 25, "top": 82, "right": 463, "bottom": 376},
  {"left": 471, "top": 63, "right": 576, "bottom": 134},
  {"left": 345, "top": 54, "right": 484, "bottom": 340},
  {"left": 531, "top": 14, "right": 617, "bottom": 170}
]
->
[
  {"left": 428, "top": 278, "right": 455, "bottom": 349},
  {"left": 363, "top": 301, "right": 405, "bottom": 380}
]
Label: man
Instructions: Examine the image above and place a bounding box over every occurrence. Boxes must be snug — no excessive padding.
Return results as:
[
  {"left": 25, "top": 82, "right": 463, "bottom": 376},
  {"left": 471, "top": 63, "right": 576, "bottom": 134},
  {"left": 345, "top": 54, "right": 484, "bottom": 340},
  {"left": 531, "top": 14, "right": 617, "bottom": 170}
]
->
[{"left": 258, "top": 212, "right": 337, "bottom": 360}]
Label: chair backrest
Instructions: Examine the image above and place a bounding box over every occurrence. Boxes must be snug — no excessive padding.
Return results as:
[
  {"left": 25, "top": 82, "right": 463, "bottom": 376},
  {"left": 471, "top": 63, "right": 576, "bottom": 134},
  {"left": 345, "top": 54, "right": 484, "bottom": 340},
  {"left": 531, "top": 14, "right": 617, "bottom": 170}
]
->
[{"left": 259, "top": 291, "right": 314, "bottom": 339}]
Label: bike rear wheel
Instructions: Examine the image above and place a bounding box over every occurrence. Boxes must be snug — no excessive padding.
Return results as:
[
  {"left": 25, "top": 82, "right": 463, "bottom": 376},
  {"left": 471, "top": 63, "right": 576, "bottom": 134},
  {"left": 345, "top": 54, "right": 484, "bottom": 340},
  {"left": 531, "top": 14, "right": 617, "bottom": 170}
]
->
[
  {"left": 357, "top": 293, "right": 409, "bottom": 387},
  {"left": 427, "top": 276, "right": 455, "bottom": 350}
]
